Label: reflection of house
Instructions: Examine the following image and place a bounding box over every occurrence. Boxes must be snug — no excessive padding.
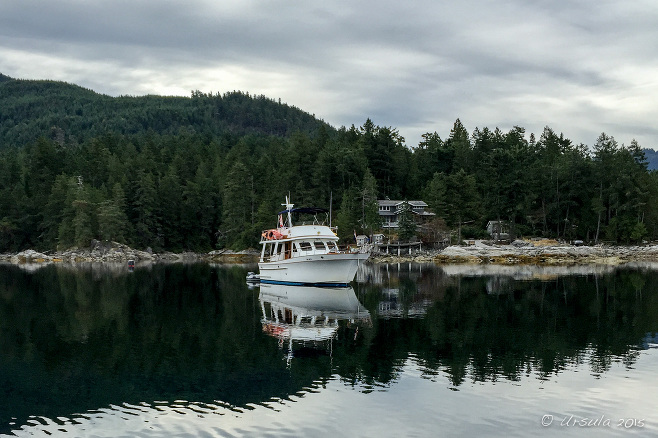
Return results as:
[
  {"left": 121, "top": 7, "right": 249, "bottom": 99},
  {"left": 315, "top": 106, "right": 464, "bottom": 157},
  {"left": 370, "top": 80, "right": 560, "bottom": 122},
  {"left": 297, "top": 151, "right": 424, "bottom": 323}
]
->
[
  {"left": 378, "top": 200, "right": 435, "bottom": 229},
  {"left": 376, "top": 287, "right": 431, "bottom": 319}
]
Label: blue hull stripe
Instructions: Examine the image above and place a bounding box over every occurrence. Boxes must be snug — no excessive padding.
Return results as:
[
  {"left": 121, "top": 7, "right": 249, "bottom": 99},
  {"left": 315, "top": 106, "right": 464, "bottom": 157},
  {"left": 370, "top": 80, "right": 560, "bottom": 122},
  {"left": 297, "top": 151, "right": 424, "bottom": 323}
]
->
[{"left": 260, "top": 279, "right": 350, "bottom": 288}]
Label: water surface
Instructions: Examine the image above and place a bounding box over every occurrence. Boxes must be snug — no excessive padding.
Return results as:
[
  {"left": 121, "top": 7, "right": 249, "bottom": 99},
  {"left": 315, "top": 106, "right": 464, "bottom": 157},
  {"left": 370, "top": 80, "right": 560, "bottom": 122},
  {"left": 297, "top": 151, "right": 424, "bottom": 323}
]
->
[{"left": 1, "top": 261, "right": 657, "bottom": 437}]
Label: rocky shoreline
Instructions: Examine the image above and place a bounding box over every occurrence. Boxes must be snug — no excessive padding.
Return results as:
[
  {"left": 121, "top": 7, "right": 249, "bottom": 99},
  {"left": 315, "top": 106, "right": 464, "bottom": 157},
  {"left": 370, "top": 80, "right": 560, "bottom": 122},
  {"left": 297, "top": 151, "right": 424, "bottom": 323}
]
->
[
  {"left": 2, "top": 240, "right": 658, "bottom": 267},
  {"left": 0, "top": 241, "right": 260, "bottom": 265},
  {"left": 372, "top": 241, "right": 658, "bottom": 265}
]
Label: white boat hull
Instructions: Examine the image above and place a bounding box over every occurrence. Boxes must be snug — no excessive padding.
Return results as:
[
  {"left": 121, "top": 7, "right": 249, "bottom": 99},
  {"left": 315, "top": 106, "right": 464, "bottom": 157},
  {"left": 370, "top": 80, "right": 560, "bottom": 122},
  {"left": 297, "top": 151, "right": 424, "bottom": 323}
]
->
[{"left": 258, "top": 252, "right": 369, "bottom": 286}]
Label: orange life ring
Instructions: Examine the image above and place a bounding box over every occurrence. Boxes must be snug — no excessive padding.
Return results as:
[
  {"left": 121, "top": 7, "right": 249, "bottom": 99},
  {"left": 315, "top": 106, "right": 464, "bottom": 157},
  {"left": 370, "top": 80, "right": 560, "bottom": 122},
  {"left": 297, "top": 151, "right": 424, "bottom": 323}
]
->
[
  {"left": 262, "top": 229, "right": 284, "bottom": 240},
  {"left": 271, "top": 230, "right": 284, "bottom": 239}
]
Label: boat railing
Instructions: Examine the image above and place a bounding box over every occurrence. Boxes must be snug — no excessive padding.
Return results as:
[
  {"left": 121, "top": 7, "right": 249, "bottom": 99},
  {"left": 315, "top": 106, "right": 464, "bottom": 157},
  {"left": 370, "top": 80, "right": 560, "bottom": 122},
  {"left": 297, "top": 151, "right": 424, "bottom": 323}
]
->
[{"left": 345, "top": 243, "right": 370, "bottom": 254}]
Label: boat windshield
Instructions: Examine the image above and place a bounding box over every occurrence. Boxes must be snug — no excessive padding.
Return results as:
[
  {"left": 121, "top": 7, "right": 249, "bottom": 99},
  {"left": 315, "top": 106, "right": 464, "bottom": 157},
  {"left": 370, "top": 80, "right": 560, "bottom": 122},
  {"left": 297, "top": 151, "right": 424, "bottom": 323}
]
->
[{"left": 278, "top": 207, "right": 330, "bottom": 226}]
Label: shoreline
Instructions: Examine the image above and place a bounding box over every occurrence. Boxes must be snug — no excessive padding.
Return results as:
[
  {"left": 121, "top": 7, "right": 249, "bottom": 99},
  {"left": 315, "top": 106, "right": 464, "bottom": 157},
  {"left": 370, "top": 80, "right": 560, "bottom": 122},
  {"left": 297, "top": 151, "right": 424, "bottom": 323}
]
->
[
  {"left": 371, "top": 242, "right": 658, "bottom": 265},
  {"left": 2, "top": 241, "right": 658, "bottom": 267},
  {"left": 0, "top": 242, "right": 262, "bottom": 266}
]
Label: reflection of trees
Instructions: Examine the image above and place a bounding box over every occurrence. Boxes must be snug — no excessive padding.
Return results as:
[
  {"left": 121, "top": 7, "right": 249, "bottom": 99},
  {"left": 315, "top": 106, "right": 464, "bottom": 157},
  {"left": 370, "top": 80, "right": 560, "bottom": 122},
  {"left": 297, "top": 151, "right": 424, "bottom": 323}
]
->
[
  {"left": 1, "top": 263, "right": 658, "bottom": 431},
  {"left": 349, "top": 265, "right": 658, "bottom": 388},
  {"left": 0, "top": 263, "right": 318, "bottom": 431}
]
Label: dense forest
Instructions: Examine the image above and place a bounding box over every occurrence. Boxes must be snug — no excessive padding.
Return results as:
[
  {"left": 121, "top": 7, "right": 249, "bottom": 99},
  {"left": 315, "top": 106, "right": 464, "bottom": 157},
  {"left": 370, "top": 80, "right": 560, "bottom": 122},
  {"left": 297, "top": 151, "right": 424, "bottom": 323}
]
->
[{"left": 1, "top": 73, "right": 657, "bottom": 253}]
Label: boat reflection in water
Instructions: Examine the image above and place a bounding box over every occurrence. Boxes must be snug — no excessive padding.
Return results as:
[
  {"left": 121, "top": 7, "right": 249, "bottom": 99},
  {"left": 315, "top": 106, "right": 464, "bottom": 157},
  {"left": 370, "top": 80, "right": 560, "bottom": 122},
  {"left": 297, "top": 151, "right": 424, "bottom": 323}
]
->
[{"left": 259, "top": 283, "right": 370, "bottom": 363}]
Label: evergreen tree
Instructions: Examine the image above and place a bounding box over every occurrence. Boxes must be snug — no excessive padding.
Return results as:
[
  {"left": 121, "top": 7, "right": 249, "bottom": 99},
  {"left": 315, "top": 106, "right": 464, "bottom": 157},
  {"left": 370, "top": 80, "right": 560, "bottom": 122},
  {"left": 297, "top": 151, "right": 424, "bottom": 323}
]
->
[
  {"left": 445, "top": 170, "right": 481, "bottom": 242},
  {"left": 132, "top": 171, "right": 159, "bottom": 249},
  {"left": 73, "top": 197, "right": 94, "bottom": 247},
  {"left": 335, "top": 186, "right": 361, "bottom": 242},
  {"left": 397, "top": 202, "right": 417, "bottom": 241},
  {"left": 222, "top": 161, "right": 252, "bottom": 248},
  {"left": 360, "top": 168, "right": 381, "bottom": 236},
  {"left": 57, "top": 177, "right": 95, "bottom": 248},
  {"left": 158, "top": 166, "right": 184, "bottom": 250},
  {"left": 424, "top": 172, "right": 448, "bottom": 218},
  {"left": 42, "top": 174, "right": 74, "bottom": 248},
  {"left": 446, "top": 119, "right": 471, "bottom": 172},
  {"left": 97, "top": 183, "right": 130, "bottom": 243}
]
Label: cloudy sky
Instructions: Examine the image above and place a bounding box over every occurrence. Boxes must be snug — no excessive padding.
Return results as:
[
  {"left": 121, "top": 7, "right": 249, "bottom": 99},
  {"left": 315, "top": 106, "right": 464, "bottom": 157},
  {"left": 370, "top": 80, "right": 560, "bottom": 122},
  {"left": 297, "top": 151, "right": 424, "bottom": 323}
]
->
[{"left": 1, "top": 0, "right": 657, "bottom": 149}]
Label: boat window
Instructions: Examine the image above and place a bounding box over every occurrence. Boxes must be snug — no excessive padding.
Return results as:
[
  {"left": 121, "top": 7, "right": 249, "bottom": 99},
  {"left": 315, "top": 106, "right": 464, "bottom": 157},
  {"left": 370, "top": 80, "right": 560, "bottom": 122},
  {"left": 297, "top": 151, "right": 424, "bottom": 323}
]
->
[
  {"left": 314, "top": 241, "right": 326, "bottom": 250},
  {"left": 298, "top": 241, "right": 312, "bottom": 251},
  {"left": 328, "top": 242, "right": 339, "bottom": 252}
]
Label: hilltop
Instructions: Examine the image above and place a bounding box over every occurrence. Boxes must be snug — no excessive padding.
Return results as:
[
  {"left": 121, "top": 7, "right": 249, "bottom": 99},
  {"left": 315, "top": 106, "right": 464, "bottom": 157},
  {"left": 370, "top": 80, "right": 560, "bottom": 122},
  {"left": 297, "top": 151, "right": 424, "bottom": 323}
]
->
[{"left": 0, "top": 73, "right": 331, "bottom": 149}]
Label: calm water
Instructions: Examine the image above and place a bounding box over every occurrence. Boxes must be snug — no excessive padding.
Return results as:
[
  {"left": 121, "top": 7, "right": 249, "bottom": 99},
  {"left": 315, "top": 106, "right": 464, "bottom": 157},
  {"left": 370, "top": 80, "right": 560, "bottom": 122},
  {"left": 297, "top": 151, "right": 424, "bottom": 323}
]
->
[{"left": 1, "top": 261, "right": 657, "bottom": 437}]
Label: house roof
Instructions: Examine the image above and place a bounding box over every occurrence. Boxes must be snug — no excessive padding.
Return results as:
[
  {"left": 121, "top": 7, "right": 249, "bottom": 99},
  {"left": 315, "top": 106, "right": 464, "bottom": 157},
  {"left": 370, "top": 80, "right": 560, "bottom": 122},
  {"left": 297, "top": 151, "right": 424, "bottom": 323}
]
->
[{"left": 377, "top": 200, "right": 428, "bottom": 207}]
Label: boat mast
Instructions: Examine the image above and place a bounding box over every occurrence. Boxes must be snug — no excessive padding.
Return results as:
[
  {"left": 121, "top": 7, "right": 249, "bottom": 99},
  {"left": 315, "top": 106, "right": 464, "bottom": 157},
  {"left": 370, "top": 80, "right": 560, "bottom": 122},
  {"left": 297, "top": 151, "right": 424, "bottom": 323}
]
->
[{"left": 282, "top": 195, "right": 294, "bottom": 228}]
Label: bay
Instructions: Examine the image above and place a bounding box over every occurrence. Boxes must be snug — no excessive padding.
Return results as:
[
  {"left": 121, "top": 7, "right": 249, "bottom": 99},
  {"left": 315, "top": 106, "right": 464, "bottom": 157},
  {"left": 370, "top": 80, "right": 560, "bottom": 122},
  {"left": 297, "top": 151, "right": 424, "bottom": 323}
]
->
[{"left": 1, "top": 261, "right": 657, "bottom": 437}]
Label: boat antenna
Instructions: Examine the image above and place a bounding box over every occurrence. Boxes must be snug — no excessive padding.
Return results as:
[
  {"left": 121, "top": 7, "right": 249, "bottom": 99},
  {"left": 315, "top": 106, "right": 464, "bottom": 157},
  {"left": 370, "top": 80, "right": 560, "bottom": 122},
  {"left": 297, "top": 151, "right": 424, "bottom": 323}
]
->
[
  {"left": 329, "top": 191, "right": 333, "bottom": 226},
  {"left": 282, "top": 195, "right": 294, "bottom": 228}
]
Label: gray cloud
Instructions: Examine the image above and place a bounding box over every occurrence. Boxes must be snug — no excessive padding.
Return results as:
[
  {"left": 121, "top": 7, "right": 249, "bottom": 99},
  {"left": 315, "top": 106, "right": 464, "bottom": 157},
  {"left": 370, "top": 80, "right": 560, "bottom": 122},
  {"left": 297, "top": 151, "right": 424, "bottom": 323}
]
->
[{"left": 1, "top": 0, "right": 656, "bottom": 148}]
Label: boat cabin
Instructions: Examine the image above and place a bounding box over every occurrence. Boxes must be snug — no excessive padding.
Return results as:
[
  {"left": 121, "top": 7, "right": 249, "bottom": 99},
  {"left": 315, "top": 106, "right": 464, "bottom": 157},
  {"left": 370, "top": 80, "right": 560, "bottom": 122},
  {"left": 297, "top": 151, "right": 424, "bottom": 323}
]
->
[
  {"left": 261, "top": 236, "right": 340, "bottom": 262},
  {"left": 260, "top": 204, "right": 343, "bottom": 263}
]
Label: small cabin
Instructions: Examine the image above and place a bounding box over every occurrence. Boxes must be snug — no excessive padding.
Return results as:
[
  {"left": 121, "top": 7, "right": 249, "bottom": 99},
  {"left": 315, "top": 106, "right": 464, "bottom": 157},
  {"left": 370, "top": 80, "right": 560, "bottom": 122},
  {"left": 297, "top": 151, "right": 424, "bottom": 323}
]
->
[{"left": 486, "top": 220, "right": 510, "bottom": 240}]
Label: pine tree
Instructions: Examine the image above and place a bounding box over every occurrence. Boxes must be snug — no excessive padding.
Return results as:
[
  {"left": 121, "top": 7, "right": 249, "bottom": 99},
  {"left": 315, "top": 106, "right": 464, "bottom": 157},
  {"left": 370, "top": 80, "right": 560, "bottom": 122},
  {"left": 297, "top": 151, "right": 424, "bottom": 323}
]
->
[
  {"left": 133, "top": 171, "right": 159, "bottom": 248},
  {"left": 97, "top": 183, "right": 130, "bottom": 243},
  {"left": 424, "top": 172, "right": 448, "bottom": 218},
  {"left": 361, "top": 168, "right": 381, "bottom": 236},
  {"left": 397, "top": 202, "right": 417, "bottom": 241},
  {"left": 335, "top": 186, "right": 360, "bottom": 242},
  {"left": 222, "top": 161, "right": 252, "bottom": 248}
]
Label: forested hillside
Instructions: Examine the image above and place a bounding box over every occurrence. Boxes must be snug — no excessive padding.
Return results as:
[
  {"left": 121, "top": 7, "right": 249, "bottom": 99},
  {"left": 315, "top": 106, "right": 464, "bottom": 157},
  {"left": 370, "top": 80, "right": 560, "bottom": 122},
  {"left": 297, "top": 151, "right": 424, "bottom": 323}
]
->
[
  {"left": 0, "top": 74, "right": 328, "bottom": 149},
  {"left": 0, "top": 74, "right": 656, "bottom": 253}
]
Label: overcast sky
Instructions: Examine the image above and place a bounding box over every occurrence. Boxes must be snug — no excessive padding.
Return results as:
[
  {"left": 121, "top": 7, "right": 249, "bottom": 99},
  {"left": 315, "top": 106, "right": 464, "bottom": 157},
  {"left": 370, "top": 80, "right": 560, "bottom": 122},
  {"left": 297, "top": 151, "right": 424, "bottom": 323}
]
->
[{"left": 1, "top": 0, "right": 657, "bottom": 149}]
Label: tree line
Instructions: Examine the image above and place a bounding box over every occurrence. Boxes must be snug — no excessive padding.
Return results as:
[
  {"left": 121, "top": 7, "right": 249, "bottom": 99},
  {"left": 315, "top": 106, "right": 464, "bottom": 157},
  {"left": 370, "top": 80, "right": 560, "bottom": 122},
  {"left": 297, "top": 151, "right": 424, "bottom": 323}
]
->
[
  {"left": 0, "top": 76, "right": 656, "bottom": 252},
  {"left": 0, "top": 118, "right": 656, "bottom": 253}
]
